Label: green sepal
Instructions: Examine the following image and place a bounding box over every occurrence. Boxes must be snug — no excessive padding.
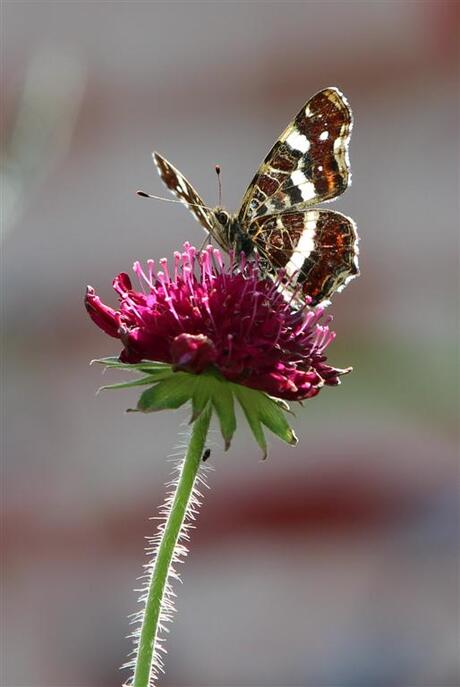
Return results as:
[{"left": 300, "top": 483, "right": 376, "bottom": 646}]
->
[
  {"left": 232, "top": 385, "right": 268, "bottom": 458},
  {"left": 92, "top": 358, "right": 297, "bottom": 457},
  {"left": 187, "top": 371, "right": 236, "bottom": 449},
  {"left": 191, "top": 382, "right": 210, "bottom": 422},
  {"left": 97, "top": 370, "right": 174, "bottom": 394},
  {"left": 256, "top": 393, "right": 298, "bottom": 447},
  {"left": 137, "top": 373, "right": 196, "bottom": 412},
  {"left": 233, "top": 384, "right": 298, "bottom": 458},
  {"left": 269, "top": 396, "right": 293, "bottom": 413},
  {"left": 91, "top": 356, "right": 172, "bottom": 375},
  {"left": 212, "top": 382, "right": 236, "bottom": 451}
]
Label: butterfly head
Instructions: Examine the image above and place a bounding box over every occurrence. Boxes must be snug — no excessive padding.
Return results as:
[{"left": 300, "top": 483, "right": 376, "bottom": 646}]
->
[
  {"left": 213, "top": 208, "right": 255, "bottom": 258},
  {"left": 214, "top": 208, "right": 230, "bottom": 227},
  {"left": 211, "top": 208, "right": 233, "bottom": 250}
]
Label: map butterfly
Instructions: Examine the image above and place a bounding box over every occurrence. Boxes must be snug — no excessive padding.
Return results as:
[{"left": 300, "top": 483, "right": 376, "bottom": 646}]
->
[{"left": 144, "top": 87, "right": 359, "bottom": 306}]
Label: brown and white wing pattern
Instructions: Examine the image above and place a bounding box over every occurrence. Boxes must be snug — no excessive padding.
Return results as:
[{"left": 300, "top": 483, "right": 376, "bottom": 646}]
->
[
  {"left": 153, "top": 87, "right": 358, "bottom": 305},
  {"left": 249, "top": 209, "right": 359, "bottom": 305},
  {"left": 238, "top": 87, "right": 353, "bottom": 223},
  {"left": 153, "top": 152, "right": 215, "bottom": 233}
]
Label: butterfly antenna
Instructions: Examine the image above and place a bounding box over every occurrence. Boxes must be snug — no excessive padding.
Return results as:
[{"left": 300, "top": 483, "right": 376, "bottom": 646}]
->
[
  {"left": 136, "top": 189, "right": 214, "bottom": 212},
  {"left": 137, "top": 190, "right": 182, "bottom": 203},
  {"left": 215, "top": 165, "right": 222, "bottom": 206}
]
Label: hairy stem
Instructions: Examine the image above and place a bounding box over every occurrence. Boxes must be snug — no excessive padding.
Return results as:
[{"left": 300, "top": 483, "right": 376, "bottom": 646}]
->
[{"left": 131, "top": 404, "right": 212, "bottom": 687}]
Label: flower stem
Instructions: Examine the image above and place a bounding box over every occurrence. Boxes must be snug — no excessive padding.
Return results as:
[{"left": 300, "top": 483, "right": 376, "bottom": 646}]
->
[{"left": 132, "top": 404, "right": 212, "bottom": 687}]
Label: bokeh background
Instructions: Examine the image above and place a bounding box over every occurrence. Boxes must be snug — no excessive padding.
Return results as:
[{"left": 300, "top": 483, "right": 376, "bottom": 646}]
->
[{"left": 4, "top": 1, "right": 459, "bottom": 686}]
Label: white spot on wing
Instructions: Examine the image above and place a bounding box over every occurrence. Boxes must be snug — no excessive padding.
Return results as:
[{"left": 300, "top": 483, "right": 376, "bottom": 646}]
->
[
  {"left": 285, "top": 213, "right": 318, "bottom": 278},
  {"left": 285, "top": 130, "right": 310, "bottom": 153},
  {"left": 298, "top": 180, "right": 316, "bottom": 201},
  {"left": 291, "top": 169, "right": 307, "bottom": 185},
  {"left": 290, "top": 170, "right": 316, "bottom": 201},
  {"left": 319, "top": 131, "right": 329, "bottom": 141}
]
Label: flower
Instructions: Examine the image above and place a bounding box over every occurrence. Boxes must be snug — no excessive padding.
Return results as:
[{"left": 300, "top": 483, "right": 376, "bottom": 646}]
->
[{"left": 85, "top": 244, "right": 349, "bottom": 401}]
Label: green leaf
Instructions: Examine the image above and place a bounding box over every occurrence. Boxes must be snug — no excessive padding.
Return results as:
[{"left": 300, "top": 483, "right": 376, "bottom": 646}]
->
[{"left": 137, "top": 373, "right": 196, "bottom": 412}]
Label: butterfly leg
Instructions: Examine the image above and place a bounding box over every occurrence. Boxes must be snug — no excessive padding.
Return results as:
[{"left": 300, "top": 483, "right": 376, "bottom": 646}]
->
[{"left": 197, "top": 233, "right": 212, "bottom": 253}]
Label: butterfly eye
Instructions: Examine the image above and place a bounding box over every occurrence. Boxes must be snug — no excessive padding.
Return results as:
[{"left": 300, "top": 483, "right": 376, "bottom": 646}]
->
[{"left": 216, "top": 212, "right": 228, "bottom": 226}]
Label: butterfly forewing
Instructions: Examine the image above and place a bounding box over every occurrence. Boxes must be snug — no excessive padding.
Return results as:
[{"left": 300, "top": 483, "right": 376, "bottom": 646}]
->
[
  {"left": 153, "top": 87, "right": 359, "bottom": 305},
  {"left": 238, "top": 87, "right": 353, "bottom": 223},
  {"left": 250, "top": 209, "right": 359, "bottom": 305},
  {"left": 153, "top": 152, "right": 215, "bottom": 232}
]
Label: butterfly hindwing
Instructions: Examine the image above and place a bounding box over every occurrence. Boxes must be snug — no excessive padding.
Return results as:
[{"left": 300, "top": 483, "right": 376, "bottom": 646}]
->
[
  {"left": 153, "top": 152, "right": 215, "bottom": 233},
  {"left": 238, "top": 87, "right": 353, "bottom": 223},
  {"left": 153, "top": 87, "right": 358, "bottom": 305},
  {"left": 249, "top": 209, "right": 359, "bottom": 305}
]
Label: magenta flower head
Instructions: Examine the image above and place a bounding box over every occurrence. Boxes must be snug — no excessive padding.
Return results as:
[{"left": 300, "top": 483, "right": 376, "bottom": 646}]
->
[{"left": 85, "top": 243, "right": 350, "bottom": 456}]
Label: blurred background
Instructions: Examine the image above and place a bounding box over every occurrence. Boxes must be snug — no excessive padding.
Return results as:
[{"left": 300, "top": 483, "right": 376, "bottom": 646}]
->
[{"left": 3, "top": 1, "right": 459, "bottom": 686}]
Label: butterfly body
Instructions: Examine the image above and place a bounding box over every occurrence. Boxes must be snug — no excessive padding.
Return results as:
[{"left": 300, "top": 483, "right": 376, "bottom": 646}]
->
[
  {"left": 152, "top": 87, "right": 359, "bottom": 306},
  {"left": 206, "top": 208, "right": 254, "bottom": 256}
]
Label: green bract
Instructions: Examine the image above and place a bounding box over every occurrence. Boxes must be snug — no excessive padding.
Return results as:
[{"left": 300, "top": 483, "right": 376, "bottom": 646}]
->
[{"left": 93, "top": 357, "right": 298, "bottom": 458}]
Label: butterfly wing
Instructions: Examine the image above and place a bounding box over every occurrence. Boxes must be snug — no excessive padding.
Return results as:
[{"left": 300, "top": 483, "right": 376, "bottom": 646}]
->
[
  {"left": 238, "top": 87, "right": 353, "bottom": 223},
  {"left": 249, "top": 209, "right": 359, "bottom": 305},
  {"left": 153, "top": 152, "right": 215, "bottom": 233}
]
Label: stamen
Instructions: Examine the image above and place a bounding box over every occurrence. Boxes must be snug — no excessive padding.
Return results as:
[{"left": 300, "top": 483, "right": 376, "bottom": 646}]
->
[
  {"left": 212, "top": 247, "right": 224, "bottom": 271},
  {"left": 185, "top": 244, "right": 197, "bottom": 267},
  {"left": 201, "top": 247, "right": 214, "bottom": 283},
  {"left": 246, "top": 291, "right": 261, "bottom": 336},
  {"left": 156, "top": 271, "right": 167, "bottom": 293},
  {"left": 182, "top": 265, "right": 194, "bottom": 293},
  {"left": 181, "top": 249, "right": 192, "bottom": 274},
  {"left": 159, "top": 258, "right": 170, "bottom": 284},
  {"left": 226, "top": 333, "right": 233, "bottom": 359},
  {"left": 272, "top": 320, "right": 284, "bottom": 346},
  {"left": 165, "top": 296, "right": 181, "bottom": 324},
  {"left": 235, "top": 278, "right": 250, "bottom": 311},
  {"left": 173, "top": 252, "right": 181, "bottom": 282},
  {"left": 147, "top": 259, "right": 155, "bottom": 289},
  {"left": 123, "top": 298, "right": 146, "bottom": 324},
  {"left": 133, "top": 260, "right": 155, "bottom": 293},
  {"left": 295, "top": 308, "right": 316, "bottom": 336}
]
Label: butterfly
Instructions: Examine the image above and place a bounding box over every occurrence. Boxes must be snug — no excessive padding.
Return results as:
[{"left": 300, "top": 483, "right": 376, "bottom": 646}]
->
[{"left": 145, "top": 87, "right": 359, "bottom": 306}]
